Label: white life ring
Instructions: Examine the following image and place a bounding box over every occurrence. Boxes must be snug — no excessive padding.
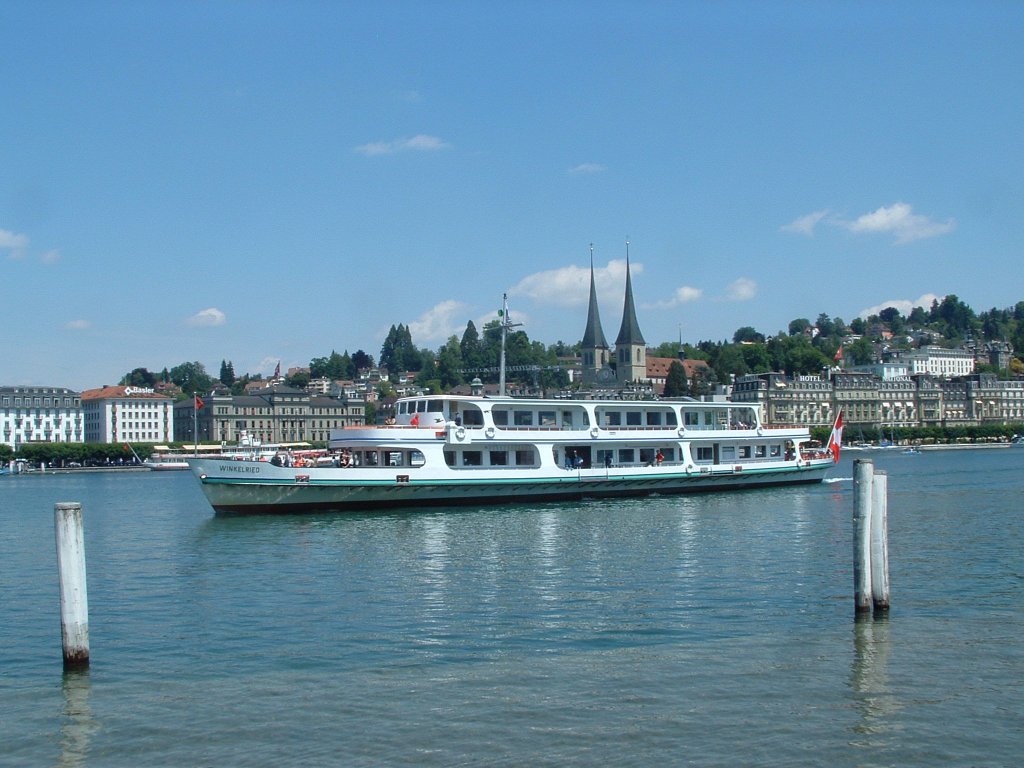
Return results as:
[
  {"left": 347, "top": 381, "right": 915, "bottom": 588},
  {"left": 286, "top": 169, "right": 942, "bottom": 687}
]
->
[
  {"left": 677, "top": 427, "right": 686, "bottom": 437},
  {"left": 590, "top": 427, "right": 599, "bottom": 439},
  {"left": 485, "top": 426, "right": 495, "bottom": 439},
  {"left": 455, "top": 427, "right": 466, "bottom": 441}
]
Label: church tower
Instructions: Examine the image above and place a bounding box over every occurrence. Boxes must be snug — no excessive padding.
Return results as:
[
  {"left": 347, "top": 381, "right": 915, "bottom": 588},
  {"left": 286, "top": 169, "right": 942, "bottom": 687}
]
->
[
  {"left": 580, "top": 246, "right": 613, "bottom": 387},
  {"left": 614, "top": 244, "right": 647, "bottom": 387}
]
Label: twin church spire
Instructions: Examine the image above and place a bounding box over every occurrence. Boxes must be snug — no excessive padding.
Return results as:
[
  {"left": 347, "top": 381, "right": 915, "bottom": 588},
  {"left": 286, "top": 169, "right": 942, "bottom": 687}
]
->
[{"left": 581, "top": 242, "right": 647, "bottom": 388}]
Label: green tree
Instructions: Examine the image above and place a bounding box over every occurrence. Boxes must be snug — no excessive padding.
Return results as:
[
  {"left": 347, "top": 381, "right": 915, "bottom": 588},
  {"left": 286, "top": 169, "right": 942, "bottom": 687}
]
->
[
  {"left": 713, "top": 345, "right": 749, "bottom": 383},
  {"left": 436, "top": 336, "right": 465, "bottom": 390},
  {"left": 379, "top": 324, "right": 421, "bottom": 372},
  {"left": 219, "top": 360, "right": 236, "bottom": 387},
  {"left": 739, "top": 343, "right": 771, "bottom": 372},
  {"left": 286, "top": 370, "right": 310, "bottom": 388},
  {"left": 847, "top": 337, "right": 875, "bottom": 365},
  {"left": 788, "top": 318, "right": 812, "bottom": 336},
  {"left": 121, "top": 367, "right": 157, "bottom": 387},
  {"left": 351, "top": 350, "right": 373, "bottom": 372},
  {"left": 169, "top": 361, "right": 215, "bottom": 396},
  {"left": 733, "top": 326, "right": 764, "bottom": 343},
  {"left": 814, "top": 313, "right": 836, "bottom": 338},
  {"left": 460, "top": 321, "right": 484, "bottom": 371},
  {"left": 663, "top": 360, "right": 688, "bottom": 397},
  {"left": 310, "top": 350, "right": 354, "bottom": 381}
]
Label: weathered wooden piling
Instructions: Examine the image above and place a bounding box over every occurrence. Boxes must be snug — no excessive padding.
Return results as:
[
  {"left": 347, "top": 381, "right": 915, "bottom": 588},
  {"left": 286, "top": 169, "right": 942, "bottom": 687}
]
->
[
  {"left": 54, "top": 502, "right": 90, "bottom": 670},
  {"left": 870, "top": 471, "right": 891, "bottom": 614},
  {"left": 852, "top": 460, "right": 874, "bottom": 614}
]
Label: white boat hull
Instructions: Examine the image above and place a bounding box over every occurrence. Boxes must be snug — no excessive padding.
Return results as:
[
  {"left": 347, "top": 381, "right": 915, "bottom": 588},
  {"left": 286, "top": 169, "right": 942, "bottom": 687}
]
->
[{"left": 187, "top": 457, "right": 833, "bottom": 515}]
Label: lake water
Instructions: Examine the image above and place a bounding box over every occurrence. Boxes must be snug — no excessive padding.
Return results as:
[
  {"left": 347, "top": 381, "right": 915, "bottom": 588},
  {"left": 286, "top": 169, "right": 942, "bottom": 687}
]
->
[{"left": 2, "top": 448, "right": 1021, "bottom": 766}]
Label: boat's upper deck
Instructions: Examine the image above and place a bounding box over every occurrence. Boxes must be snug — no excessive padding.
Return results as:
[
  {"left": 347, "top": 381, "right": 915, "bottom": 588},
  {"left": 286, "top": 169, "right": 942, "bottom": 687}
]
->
[{"left": 389, "top": 394, "right": 765, "bottom": 432}]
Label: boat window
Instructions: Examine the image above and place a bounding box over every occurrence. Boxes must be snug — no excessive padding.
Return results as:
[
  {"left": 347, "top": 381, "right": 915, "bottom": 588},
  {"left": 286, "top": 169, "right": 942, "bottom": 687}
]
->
[
  {"left": 684, "top": 411, "right": 700, "bottom": 426},
  {"left": 755, "top": 445, "right": 766, "bottom": 459},
  {"left": 640, "top": 448, "right": 656, "bottom": 464},
  {"left": 561, "top": 411, "right": 574, "bottom": 428},
  {"left": 462, "top": 408, "right": 484, "bottom": 426},
  {"left": 444, "top": 450, "right": 455, "bottom": 467},
  {"left": 489, "top": 450, "right": 508, "bottom": 466},
  {"left": 666, "top": 412, "right": 677, "bottom": 426},
  {"left": 695, "top": 446, "right": 713, "bottom": 462},
  {"left": 646, "top": 412, "right": 661, "bottom": 426},
  {"left": 617, "top": 449, "right": 635, "bottom": 464},
  {"left": 363, "top": 451, "right": 379, "bottom": 466},
  {"left": 596, "top": 449, "right": 613, "bottom": 467},
  {"left": 770, "top": 445, "right": 781, "bottom": 457},
  {"left": 428, "top": 400, "right": 444, "bottom": 413},
  {"left": 539, "top": 411, "right": 556, "bottom": 427},
  {"left": 731, "top": 408, "right": 756, "bottom": 429},
  {"left": 626, "top": 411, "right": 642, "bottom": 426},
  {"left": 605, "top": 411, "right": 621, "bottom": 427},
  {"left": 416, "top": 401, "right": 427, "bottom": 413},
  {"left": 721, "top": 446, "right": 736, "bottom": 461},
  {"left": 514, "top": 411, "right": 533, "bottom": 426},
  {"left": 662, "top": 447, "right": 676, "bottom": 461},
  {"left": 492, "top": 409, "right": 509, "bottom": 426},
  {"left": 387, "top": 452, "right": 404, "bottom": 467},
  {"left": 463, "top": 451, "right": 482, "bottom": 466},
  {"left": 738, "top": 446, "right": 751, "bottom": 459},
  {"left": 410, "top": 450, "right": 425, "bottom": 467},
  {"left": 514, "top": 449, "right": 536, "bottom": 466}
]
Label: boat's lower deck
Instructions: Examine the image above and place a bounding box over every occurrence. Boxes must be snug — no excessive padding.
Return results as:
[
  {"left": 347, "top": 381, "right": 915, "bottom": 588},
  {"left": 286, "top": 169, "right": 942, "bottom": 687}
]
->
[{"left": 192, "top": 459, "right": 833, "bottom": 515}]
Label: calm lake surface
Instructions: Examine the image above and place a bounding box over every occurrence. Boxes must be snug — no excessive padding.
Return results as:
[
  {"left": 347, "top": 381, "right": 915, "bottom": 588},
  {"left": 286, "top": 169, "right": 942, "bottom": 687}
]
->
[{"left": 2, "top": 448, "right": 1021, "bottom": 766}]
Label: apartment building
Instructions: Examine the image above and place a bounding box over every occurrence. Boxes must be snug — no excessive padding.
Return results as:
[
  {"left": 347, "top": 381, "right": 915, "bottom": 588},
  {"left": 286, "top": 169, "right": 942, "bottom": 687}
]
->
[
  {"left": 0, "top": 386, "right": 83, "bottom": 449},
  {"left": 80, "top": 385, "right": 175, "bottom": 443}
]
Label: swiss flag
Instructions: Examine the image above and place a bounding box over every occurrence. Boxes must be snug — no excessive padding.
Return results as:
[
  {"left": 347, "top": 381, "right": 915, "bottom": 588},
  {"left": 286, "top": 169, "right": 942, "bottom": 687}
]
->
[
  {"left": 195, "top": 394, "right": 205, "bottom": 410},
  {"left": 833, "top": 346, "right": 843, "bottom": 362},
  {"left": 827, "top": 410, "right": 844, "bottom": 463}
]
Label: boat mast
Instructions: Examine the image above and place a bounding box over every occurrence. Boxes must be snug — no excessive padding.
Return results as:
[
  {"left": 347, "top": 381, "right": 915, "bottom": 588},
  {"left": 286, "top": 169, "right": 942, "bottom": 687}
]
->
[{"left": 498, "top": 293, "right": 522, "bottom": 397}]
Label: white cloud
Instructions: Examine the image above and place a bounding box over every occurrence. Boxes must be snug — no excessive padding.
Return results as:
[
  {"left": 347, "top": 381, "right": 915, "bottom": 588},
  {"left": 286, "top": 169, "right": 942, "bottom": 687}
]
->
[
  {"left": 187, "top": 307, "right": 227, "bottom": 327},
  {"left": 355, "top": 134, "right": 451, "bottom": 156},
  {"left": 1, "top": 228, "right": 30, "bottom": 258},
  {"left": 780, "top": 210, "right": 829, "bottom": 236},
  {"left": 408, "top": 299, "right": 470, "bottom": 344},
  {"left": 510, "top": 259, "right": 636, "bottom": 308},
  {"left": 644, "top": 285, "right": 704, "bottom": 310},
  {"left": 859, "top": 293, "right": 942, "bottom": 319},
  {"left": 783, "top": 203, "right": 955, "bottom": 244},
  {"left": 40, "top": 249, "right": 61, "bottom": 264},
  {"left": 568, "top": 163, "right": 606, "bottom": 174},
  {"left": 845, "top": 202, "right": 955, "bottom": 243},
  {"left": 64, "top": 319, "right": 91, "bottom": 330},
  {"left": 726, "top": 277, "right": 758, "bottom": 301}
]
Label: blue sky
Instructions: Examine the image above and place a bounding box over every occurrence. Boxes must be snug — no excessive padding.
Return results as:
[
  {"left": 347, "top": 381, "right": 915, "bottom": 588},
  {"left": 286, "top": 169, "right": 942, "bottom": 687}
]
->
[{"left": 3, "top": 1, "right": 1022, "bottom": 390}]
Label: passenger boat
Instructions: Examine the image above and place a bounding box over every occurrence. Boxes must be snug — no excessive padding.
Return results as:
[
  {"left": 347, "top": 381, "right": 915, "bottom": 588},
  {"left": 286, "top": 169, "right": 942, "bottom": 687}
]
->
[{"left": 186, "top": 396, "right": 843, "bottom": 515}]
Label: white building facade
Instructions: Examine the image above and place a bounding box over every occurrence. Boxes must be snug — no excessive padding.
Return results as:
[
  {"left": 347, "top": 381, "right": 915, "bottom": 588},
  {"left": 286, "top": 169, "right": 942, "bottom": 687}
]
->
[
  {"left": 0, "top": 386, "right": 84, "bottom": 449},
  {"left": 898, "top": 346, "right": 975, "bottom": 377},
  {"left": 81, "top": 385, "right": 175, "bottom": 444}
]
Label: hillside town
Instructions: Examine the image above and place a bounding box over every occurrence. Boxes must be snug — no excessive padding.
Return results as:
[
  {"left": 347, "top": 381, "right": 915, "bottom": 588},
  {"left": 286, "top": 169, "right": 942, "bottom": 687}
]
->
[{"left": 3, "top": 261, "right": 1022, "bottom": 451}]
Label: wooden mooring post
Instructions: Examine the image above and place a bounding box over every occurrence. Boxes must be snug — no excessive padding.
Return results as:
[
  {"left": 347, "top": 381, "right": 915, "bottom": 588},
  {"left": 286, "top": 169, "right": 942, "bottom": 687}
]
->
[
  {"left": 54, "top": 502, "right": 90, "bottom": 670},
  {"left": 852, "top": 460, "right": 891, "bottom": 617}
]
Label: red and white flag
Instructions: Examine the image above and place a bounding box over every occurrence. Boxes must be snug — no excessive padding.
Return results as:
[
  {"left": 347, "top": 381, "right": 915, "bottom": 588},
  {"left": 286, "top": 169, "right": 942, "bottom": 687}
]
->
[
  {"left": 194, "top": 394, "right": 205, "bottom": 410},
  {"left": 833, "top": 345, "right": 843, "bottom": 362},
  {"left": 827, "top": 410, "right": 844, "bottom": 463}
]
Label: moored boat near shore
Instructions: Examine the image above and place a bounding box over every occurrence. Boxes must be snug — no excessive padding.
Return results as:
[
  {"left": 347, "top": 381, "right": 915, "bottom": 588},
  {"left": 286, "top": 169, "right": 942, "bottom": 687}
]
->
[{"left": 187, "top": 396, "right": 843, "bottom": 515}]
